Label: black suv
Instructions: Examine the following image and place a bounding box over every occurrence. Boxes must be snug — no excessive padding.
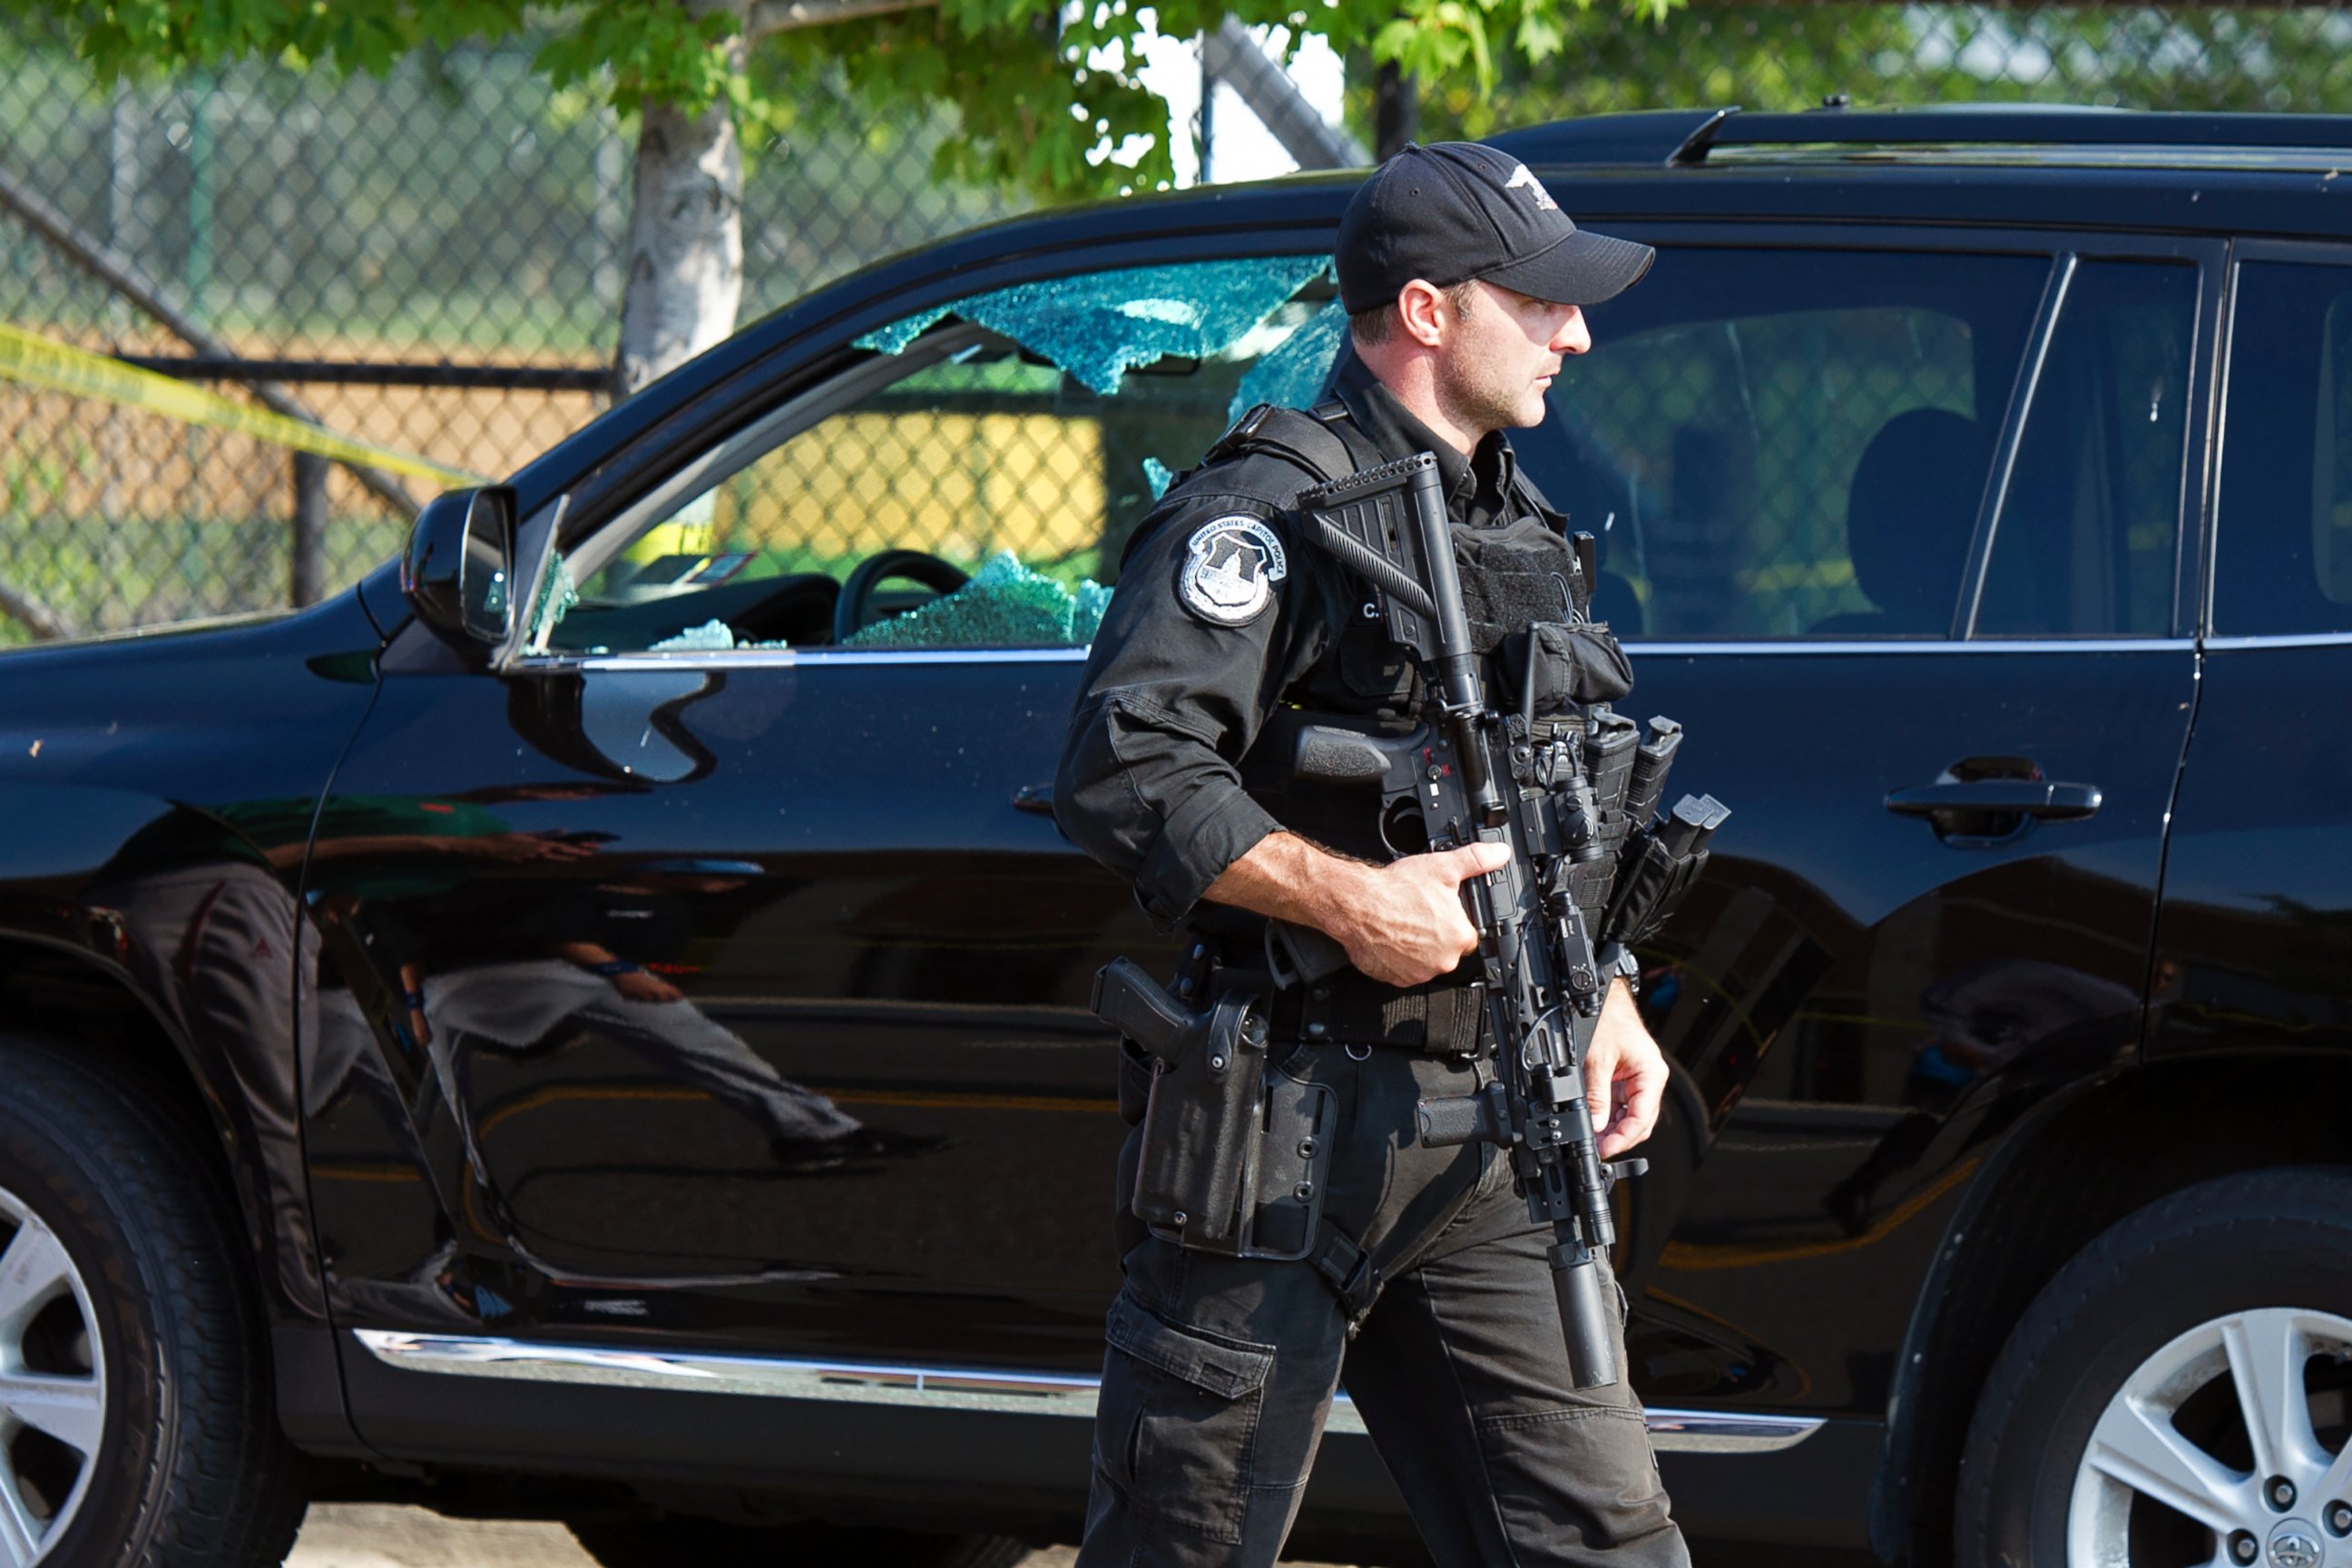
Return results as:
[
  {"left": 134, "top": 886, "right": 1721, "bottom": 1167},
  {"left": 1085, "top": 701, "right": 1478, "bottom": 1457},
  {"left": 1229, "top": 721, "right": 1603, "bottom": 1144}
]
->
[{"left": 5, "top": 106, "right": 2352, "bottom": 1568}]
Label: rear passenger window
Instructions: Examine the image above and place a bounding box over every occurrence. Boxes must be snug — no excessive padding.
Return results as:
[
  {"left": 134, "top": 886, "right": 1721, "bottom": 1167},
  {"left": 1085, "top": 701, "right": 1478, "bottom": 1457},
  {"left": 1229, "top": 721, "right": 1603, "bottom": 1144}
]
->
[
  {"left": 1518, "top": 247, "right": 2045, "bottom": 641},
  {"left": 1975, "top": 260, "right": 2197, "bottom": 639},
  {"left": 2212, "top": 260, "right": 2352, "bottom": 637}
]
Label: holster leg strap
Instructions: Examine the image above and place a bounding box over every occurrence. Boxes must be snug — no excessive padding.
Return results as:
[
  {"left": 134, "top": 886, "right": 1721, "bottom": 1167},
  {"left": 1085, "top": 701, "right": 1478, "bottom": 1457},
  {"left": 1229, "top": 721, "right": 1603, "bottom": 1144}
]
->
[{"left": 1309, "top": 1219, "right": 1383, "bottom": 1323}]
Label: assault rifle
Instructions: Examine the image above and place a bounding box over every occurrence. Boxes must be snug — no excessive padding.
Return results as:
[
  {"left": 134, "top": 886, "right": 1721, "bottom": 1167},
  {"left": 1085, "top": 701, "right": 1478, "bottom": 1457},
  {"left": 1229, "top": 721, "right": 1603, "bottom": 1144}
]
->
[{"left": 1269, "top": 452, "right": 1726, "bottom": 1389}]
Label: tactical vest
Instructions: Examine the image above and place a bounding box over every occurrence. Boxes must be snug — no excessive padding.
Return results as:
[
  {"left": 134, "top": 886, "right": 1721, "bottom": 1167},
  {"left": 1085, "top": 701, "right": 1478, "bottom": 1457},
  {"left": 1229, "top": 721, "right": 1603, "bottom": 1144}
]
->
[{"left": 1198, "top": 401, "right": 1625, "bottom": 1050}]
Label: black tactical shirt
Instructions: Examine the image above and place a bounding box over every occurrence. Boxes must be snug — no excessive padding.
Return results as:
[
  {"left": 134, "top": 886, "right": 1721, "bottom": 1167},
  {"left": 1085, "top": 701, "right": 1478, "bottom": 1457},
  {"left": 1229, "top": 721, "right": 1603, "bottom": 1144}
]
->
[{"left": 1055, "top": 351, "right": 1561, "bottom": 935}]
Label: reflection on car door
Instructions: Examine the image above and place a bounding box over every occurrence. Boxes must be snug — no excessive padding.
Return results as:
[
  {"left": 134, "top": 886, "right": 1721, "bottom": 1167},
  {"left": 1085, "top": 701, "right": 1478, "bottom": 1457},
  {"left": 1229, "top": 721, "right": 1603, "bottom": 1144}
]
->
[
  {"left": 299, "top": 252, "right": 1339, "bottom": 1381},
  {"left": 300, "top": 645, "right": 1145, "bottom": 1371},
  {"left": 1521, "top": 240, "right": 2212, "bottom": 1416}
]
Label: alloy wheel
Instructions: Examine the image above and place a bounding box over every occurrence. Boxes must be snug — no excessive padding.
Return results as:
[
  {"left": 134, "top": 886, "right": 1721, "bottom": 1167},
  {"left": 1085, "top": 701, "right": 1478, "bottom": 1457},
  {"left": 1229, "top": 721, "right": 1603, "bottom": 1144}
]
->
[
  {"left": 2071, "top": 1308, "right": 2352, "bottom": 1568},
  {"left": 0, "top": 1186, "right": 105, "bottom": 1568}
]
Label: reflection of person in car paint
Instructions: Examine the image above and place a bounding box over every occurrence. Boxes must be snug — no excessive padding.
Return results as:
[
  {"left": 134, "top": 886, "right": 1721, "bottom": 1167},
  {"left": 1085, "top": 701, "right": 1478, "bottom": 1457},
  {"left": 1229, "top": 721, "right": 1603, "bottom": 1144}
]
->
[
  {"left": 1823, "top": 958, "right": 2141, "bottom": 1234},
  {"left": 349, "top": 845, "right": 945, "bottom": 1177},
  {"left": 81, "top": 792, "right": 619, "bottom": 1318},
  {"left": 418, "top": 954, "right": 939, "bottom": 1173}
]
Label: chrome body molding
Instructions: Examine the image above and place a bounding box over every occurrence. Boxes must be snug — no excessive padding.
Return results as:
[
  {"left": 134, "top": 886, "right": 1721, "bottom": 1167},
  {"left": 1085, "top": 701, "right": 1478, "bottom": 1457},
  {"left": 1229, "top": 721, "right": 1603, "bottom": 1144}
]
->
[
  {"left": 542, "top": 646, "right": 1093, "bottom": 672},
  {"left": 2201, "top": 632, "right": 2352, "bottom": 651},
  {"left": 1626, "top": 637, "right": 2195, "bottom": 656},
  {"left": 351, "top": 1329, "right": 1822, "bottom": 1454},
  {"left": 527, "top": 635, "right": 2210, "bottom": 674}
]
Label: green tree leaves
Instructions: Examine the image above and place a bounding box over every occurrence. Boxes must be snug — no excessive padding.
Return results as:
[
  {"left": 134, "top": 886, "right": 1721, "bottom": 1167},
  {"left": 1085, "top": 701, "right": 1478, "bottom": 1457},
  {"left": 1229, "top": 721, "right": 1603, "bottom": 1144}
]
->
[{"left": 5, "top": 0, "right": 1690, "bottom": 207}]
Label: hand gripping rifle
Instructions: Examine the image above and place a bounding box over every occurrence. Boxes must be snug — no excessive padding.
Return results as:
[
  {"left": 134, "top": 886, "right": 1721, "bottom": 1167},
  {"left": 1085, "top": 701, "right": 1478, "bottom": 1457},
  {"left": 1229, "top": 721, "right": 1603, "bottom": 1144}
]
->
[{"left": 1269, "top": 453, "right": 1727, "bottom": 1389}]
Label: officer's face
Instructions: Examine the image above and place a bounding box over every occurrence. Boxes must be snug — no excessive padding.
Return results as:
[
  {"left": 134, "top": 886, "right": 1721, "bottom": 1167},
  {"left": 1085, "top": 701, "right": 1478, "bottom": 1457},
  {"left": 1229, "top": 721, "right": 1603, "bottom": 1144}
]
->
[{"left": 1436, "top": 281, "right": 1591, "bottom": 434}]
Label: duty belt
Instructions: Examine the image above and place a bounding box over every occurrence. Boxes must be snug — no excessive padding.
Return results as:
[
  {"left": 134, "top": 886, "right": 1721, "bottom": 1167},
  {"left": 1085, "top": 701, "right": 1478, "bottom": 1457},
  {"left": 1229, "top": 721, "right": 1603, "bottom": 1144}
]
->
[
  {"left": 1178, "top": 942, "right": 1484, "bottom": 1054},
  {"left": 1267, "top": 973, "right": 1485, "bottom": 1054}
]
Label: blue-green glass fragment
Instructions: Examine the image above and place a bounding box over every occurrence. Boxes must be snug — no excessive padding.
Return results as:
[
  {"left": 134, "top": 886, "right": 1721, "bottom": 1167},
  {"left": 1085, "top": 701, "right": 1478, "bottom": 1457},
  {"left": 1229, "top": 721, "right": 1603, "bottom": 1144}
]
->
[
  {"left": 1230, "top": 299, "right": 1349, "bottom": 423},
  {"left": 853, "top": 257, "right": 1331, "bottom": 396},
  {"left": 1071, "top": 580, "right": 1113, "bottom": 645},
  {"left": 841, "top": 551, "right": 1109, "bottom": 648},
  {"left": 853, "top": 307, "right": 952, "bottom": 356},
  {"left": 649, "top": 619, "right": 737, "bottom": 652},
  {"left": 527, "top": 552, "right": 580, "bottom": 645}
]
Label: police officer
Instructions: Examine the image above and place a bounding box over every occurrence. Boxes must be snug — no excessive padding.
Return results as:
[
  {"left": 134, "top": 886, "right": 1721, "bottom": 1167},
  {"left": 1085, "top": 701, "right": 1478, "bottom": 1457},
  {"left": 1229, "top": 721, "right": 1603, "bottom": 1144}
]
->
[{"left": 1056, "top": 142, "right": 1688, "bottom": 1567}]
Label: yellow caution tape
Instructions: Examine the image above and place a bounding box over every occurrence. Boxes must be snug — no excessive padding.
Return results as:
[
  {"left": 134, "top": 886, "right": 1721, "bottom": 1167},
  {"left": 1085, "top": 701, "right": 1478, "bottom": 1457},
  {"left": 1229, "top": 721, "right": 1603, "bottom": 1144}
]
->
[{"left": 0, "top": 320, "right": 485, "bottom": 487}]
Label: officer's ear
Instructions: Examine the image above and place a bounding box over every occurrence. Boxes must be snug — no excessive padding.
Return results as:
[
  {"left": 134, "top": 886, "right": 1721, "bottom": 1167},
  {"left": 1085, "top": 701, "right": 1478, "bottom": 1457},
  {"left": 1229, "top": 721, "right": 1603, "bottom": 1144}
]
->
[{"left": 1396, "top": 279, "right": 1451, "bottom": 349}]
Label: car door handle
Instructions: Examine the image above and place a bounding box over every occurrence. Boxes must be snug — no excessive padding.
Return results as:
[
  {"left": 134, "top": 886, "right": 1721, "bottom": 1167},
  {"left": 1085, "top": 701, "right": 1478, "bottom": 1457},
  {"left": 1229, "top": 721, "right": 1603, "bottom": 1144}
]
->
[
  {"left": 1013, "top": 783, "right": 1057, "bottom": 815},
  {"left": 1885, "top": 779, "right": 2102, "bottom": 821}
]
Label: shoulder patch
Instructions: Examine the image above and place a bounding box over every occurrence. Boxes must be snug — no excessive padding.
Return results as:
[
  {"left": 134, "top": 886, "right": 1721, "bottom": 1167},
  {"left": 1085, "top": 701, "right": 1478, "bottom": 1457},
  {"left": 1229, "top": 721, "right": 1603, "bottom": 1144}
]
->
[{"left": 1179, "top": 514, "right": 1289, "bottom": 627}]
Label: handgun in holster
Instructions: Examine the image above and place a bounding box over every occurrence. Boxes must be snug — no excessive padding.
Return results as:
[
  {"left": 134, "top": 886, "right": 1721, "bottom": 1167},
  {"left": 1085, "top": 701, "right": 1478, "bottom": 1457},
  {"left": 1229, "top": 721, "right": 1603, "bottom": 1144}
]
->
[{"left": 1093, "top": 956, "right": 1335, "bottom": 1261}]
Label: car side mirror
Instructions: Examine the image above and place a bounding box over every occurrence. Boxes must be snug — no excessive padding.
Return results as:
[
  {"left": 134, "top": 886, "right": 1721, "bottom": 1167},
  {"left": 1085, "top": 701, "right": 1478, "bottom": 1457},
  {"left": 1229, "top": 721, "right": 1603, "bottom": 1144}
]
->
[{"left": 403, "top": 487, "right": 516, "bottom": 647}]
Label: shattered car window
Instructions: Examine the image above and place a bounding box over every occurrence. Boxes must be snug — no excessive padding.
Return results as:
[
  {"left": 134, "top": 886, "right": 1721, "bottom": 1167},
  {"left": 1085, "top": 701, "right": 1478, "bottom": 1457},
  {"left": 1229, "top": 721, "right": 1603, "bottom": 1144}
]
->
[
  {"left": 538, "top": 255, "right": 1341, "bottom": 657},
  {"left": 856, "top": 256, "right": 1330, "bottom": 396},
  {"left": 839, "top": 553, "right": 1113, "bottom": 649}
]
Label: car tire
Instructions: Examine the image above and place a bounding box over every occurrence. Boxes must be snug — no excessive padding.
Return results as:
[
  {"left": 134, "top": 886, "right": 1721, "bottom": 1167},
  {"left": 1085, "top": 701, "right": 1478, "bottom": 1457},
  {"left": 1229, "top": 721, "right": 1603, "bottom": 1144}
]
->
[
  {"left": 1955, "top": 1167, "right": 2352, "bottom": 1568},
  {"left": 0, "top": 1036, "right": 308, "bottom": 1568},
  {"left": 570, "top": 1516, "right": 1032, "bottom": 1568}
]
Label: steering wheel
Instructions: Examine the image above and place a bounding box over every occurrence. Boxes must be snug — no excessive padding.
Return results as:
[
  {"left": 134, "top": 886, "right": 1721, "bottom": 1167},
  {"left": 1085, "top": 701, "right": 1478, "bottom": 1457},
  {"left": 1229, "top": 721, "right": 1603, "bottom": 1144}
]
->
[{"left": 833, "top": 549, "right": 970, "bottom": 644}]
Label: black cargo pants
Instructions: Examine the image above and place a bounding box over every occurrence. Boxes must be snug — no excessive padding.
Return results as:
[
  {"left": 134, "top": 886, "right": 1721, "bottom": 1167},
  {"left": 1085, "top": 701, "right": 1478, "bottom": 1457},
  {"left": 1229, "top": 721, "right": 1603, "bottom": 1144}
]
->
[{"left": 1078, "top": 1040, "right": 1689, "bottom": 1568}]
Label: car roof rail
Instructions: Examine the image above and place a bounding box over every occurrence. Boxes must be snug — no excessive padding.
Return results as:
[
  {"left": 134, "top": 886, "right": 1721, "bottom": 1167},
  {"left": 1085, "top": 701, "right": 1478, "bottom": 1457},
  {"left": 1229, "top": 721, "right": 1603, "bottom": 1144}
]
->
[
  {"left": 1490, "top": 105, "right": 2352, "bottom": 169},
  {"left": 1485, "top": 109, "right": 1737, "bottom": 169}
]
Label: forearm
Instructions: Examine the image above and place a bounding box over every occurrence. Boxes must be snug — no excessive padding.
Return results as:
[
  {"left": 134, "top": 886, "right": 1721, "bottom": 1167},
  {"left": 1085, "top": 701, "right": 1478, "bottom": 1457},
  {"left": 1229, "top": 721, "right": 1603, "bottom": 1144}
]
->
[{"left": 1202, "top": 829, "right": 1380, "bottom": 944}]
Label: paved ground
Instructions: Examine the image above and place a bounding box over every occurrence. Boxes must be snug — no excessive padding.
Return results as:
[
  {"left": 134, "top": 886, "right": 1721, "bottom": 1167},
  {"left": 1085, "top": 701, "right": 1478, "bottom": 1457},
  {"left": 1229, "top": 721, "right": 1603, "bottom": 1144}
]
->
[
  {"left": 286, "top": 1505, "right": 1304, "bottom": 1567},
  {"left": 287, "top": 1502, "right": 1840, "bottom": 1565}
]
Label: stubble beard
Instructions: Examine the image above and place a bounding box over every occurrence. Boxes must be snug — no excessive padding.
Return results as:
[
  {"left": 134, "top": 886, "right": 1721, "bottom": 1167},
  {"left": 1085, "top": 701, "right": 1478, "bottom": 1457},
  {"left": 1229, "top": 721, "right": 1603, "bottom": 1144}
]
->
[{"left": 1435, "top": 349, "right": 1545, "bottom": 439}]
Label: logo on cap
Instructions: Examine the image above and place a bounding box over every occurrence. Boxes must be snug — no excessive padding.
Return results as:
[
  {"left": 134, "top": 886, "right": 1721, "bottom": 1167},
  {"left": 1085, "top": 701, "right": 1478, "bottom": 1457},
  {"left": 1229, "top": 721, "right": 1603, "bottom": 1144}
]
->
[
  {"left": 1179, "top": 515, "right": 1288, "bottom": 626},
  {"left": 1504, "top": 164, "right": 1558, "bottom": 211}
]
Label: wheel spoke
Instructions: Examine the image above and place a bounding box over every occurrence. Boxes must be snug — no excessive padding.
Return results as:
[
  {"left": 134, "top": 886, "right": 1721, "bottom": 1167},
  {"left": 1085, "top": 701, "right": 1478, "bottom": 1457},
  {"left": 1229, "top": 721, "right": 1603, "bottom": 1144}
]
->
[
  {"left": 0, "top": 1474, "right": 34, "bottom": 1568},
  {"left": 0, "top": 1369, "right": 102, "bottom": 1455},
  {"left": 2311, "top": 1436, "right": 2352, "bottom": 1514},
  {"left": 2223, "top": 1309, "right": 2318, "bottom": 1480},
  {"left": 0, "top": 1219, "right": 68, "bottom": 1336},
  {"left": 2085, "top": 1393, "right": 2249, "bottom": 1533}
]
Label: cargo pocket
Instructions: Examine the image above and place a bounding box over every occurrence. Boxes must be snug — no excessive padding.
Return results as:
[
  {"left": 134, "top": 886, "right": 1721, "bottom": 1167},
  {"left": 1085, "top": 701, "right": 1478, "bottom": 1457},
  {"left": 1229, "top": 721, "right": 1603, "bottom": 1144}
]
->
[{"left": 1094, "top": 1291, "right": 1277, "bottom": 1544}]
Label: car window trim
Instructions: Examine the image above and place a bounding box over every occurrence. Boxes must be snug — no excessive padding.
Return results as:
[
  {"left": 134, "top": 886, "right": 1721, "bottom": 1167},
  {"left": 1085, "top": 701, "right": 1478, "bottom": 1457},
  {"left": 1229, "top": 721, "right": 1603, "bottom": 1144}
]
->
[
  {"left": 2204, "top": 238, "right": 2352, "bottom": 643},
  {"left": 1960, "top": 235, "right": 2228, "bottom": 642},
  {"left": 1955, "top": 252, "right": 2076, "bottom": 640}
]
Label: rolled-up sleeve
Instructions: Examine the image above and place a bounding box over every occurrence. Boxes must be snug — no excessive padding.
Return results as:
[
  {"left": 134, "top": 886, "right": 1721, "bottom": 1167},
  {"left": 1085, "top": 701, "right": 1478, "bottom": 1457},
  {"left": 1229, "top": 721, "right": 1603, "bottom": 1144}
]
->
[{"left": 1054, "top": 491, "right": 1307, "bottom": 926}]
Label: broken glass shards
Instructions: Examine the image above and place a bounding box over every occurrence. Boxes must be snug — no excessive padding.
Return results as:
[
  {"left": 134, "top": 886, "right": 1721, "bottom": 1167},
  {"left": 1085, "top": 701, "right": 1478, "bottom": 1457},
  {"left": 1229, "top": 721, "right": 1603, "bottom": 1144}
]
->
[
  {"left": 649, "top": 619, "right": 739, "bottom": 652},
  {"left": 856, "top": 309, "right": 951, "bottom": 358},
  {"left": 854, "top": 256, "right": 1332, "bottom": 396},
  {"left": 1230, "top": 299, "right": 1350, "bottom": 423},
  {"left": 841, "top": 551, "right": 1107, "bottom": 649},
  {"left": 525, "top": 552, "right": 581, "bottom": 649},
  {"left": 1071, "top": 580, "right": 1113, "bottom": 645}
]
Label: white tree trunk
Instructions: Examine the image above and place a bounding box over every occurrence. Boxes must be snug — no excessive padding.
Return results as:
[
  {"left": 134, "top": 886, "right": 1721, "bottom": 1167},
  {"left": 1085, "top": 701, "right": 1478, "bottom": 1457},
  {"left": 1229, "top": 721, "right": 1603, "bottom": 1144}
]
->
[{"left": 613, "top": 0, "right": 750, "bottom": 397}]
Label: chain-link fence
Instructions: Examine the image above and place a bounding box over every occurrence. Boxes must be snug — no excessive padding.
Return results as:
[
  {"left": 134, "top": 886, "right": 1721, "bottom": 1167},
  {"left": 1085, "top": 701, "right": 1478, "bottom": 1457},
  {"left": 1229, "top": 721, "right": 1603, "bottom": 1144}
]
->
[
  {"left": 1, "top": 6, "right": 2347, "bottom": 641},
  {"left": 0, "top": 34, "right": 1033, "bottom": 641}
]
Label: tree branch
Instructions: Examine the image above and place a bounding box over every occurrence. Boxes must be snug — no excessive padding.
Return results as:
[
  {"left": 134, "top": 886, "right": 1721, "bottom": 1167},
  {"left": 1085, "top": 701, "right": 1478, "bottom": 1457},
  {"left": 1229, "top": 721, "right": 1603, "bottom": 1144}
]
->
[
  {"left": 1203, "top": 17, "right": 1369, "bottom": 172},
  {"left": 749, "top": 0, "right": 936, "bottom": 37}
]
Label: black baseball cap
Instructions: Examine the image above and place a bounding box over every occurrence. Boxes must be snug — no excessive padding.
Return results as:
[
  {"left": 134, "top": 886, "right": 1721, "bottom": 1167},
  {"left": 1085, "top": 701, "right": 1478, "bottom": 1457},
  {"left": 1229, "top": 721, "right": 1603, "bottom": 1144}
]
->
[{"left": 1335, "top": 142, "right": 1655, "bottom": 314}]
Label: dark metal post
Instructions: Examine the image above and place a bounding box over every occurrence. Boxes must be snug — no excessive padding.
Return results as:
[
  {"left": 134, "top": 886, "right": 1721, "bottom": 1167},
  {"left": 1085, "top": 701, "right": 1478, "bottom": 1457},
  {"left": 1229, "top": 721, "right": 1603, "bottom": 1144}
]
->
[
  {"left": 1374, "top": 60, "right": 1417, "bottom": 162},
  {"left": 291, "top": 451, "right": 327, "bottom": 607}
]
